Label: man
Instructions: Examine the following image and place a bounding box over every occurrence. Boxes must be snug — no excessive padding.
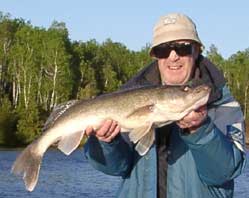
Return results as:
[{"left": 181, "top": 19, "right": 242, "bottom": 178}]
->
[{"left": 84, "top": 13, "right": 246, "bottom": 198}]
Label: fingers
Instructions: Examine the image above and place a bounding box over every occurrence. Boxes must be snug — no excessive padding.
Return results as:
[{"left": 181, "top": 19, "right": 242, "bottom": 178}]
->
[
  {"left": 85, "top": 126, "right": 94, "bottom": 136},
  {"left": 98, "top": 124, "right": 121, "bottom": 143},
  {"left": 86, "top": 120, "right": 121, "bottom": 143},
  {"left": 177, "top": 106, "right": 207, "bottom": 131},
  {"left": 97, "top": 120, "right": 116, "bottom": 137}
]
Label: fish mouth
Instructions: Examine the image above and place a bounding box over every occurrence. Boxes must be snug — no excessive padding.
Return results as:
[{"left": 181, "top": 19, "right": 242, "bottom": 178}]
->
[
  {"left": 167, "top": 85, "right": 211, "bottom": 114},
  {"left": 192, "top": 93, "right": 210, "bottom": 110},
  {"left": 189, "top": 85, "right": 211, "bottom": 109}
]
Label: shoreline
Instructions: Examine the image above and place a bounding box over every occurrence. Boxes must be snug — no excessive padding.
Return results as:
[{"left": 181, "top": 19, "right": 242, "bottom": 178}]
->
[{"left": 1, "top": 143, "right": 249, "bottom": 151}]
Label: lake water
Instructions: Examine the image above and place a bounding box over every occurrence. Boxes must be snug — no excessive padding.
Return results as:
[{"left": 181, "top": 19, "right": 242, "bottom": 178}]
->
[{"left": 0, "top": 149, "right": 248, "bottom": 198}]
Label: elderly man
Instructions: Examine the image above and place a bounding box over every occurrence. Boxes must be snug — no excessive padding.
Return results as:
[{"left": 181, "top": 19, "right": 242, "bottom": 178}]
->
[{"left": 84, "top": 13, "right": 246, "bottom": 198}]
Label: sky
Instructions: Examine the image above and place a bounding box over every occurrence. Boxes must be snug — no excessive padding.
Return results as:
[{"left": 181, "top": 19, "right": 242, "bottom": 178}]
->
[{"left": 1, "top": 0, "right": 249, "bottom": 59}]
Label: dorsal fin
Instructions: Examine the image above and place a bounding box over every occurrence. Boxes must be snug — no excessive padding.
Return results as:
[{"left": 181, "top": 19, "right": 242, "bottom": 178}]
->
[{"left": 42, "top": 100, "right": 79, "bottom": 132}]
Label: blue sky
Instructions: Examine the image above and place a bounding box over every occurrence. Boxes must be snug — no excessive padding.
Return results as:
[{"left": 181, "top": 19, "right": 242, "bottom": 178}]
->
[{"left": 1, "top": 0, "right": 249, "bottom": 59}]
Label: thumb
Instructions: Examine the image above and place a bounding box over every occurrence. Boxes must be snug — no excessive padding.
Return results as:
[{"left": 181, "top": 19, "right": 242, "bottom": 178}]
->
[{"left": 85, "top": 126, "right": 95, "bottom": 136}]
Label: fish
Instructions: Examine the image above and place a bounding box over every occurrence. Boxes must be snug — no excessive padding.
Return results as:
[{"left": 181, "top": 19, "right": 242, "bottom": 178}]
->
[{"left": 11, "top": 84, "right": 211, "bottom": 192}]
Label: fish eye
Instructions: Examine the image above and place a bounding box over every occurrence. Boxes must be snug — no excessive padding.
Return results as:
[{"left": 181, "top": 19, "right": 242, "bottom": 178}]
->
[{"left": 183, "top": 86, "right": 189, "bottom": 92}]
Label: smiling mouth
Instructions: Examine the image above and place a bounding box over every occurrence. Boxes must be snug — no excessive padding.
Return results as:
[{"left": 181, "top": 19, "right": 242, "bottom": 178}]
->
[{"left": 168, "top": 65, "right": 182, "bottom": 70}]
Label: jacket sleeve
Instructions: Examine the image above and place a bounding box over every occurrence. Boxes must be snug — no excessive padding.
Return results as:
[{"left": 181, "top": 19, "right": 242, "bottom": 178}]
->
[
  {"left": 180, "top": 86, "right": 246, "bottom": 186},
  {"left": 84, "top": 134, "right": 134, "bottom": 177}
]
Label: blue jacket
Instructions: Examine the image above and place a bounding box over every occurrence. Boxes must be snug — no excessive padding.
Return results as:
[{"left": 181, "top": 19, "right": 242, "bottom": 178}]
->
[{"left": 84, "top": 58, "right": 246, "bottom": 198}]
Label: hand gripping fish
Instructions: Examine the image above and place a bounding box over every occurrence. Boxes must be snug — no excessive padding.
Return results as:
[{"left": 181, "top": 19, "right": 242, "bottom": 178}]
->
[{"left": 12, "top": 84, "right": 210, "bottom": 191}]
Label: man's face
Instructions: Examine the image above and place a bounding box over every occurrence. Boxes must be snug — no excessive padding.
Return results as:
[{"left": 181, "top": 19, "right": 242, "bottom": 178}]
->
[{"left": 154, "top": 41, "right": 199, "bottom": 85}]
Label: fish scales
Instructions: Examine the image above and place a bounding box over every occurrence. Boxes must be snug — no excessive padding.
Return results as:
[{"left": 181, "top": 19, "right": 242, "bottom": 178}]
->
[{"left": 49, "top": 86, "right": 163, "bottom": 131}]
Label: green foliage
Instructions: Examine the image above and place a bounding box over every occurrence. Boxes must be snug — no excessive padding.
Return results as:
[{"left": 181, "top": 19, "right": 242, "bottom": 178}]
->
[
  {"left": 207, "top": 45, "right": 249, "bottom": 140},
  {"left": 0, "top": 96, "right": 18, "bottom": 146},
  {"left": 77, "top": 60, "right": 98, "bottom": 99},
  {"left": 206, "top": 44, "right": 224, "bottom": 66},
  {"left": 41, "top": 27, "right": 73, "bottom": 109},
  {"left": 16, "top": 100, "right": 41, "bottom": 144},
  {"left": 70, "top": 40, "right": 99, "bottom": 99}
]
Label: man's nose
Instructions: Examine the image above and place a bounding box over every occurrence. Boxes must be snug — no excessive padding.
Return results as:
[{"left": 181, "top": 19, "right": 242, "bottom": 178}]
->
[{"left": 168, "top": 50, "right": 180, "bottom": 61}]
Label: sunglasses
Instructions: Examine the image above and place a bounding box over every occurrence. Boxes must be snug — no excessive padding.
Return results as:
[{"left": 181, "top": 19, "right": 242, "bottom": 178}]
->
[{"left": 153, "top": 42, "right": 193, "bottom": 58}]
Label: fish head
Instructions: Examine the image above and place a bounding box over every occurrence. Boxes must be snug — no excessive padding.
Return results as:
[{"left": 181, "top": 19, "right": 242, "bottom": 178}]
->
[
  {"left": 183, "top": 85, "right": 211, "bottom": 108},
  {"left": 157, "top": 85, "right": 211, "bottom": 115}
]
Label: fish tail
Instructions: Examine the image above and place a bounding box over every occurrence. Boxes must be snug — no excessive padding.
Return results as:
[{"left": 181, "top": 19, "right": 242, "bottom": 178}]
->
[{"left": 11, "top": 143, "right": 43, "bottom": 191}]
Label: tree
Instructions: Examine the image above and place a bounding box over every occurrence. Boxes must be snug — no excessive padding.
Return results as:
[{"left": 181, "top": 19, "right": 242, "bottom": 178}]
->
[
  {"left": 0, "top": 95, "right": 17, "bottom": 146},
  {"left": 16, "top": 100, "right": 41, "bottom": 144},
  {"left": 0, "top": 15, "right": 25, "bottom": 99},
  {"left": 227, "top": 50, "right": 249, "bottom": 119},
  {"left": 8, "top": 24, "right": 42, "bottom": 109},
  {"left": 38, "top": 25, "right": 73, "bottom": 111},
  {"left": 71, "top": 40, "right": 98, "bottom": 99}
]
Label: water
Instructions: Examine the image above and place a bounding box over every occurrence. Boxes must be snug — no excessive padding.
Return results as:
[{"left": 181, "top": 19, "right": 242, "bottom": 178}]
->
[
  {"left": 0, "top": 149, "right": 248, "bottom": 198},
  {"left": 0, "top": 149, "right": 121, "bottom": 198}
]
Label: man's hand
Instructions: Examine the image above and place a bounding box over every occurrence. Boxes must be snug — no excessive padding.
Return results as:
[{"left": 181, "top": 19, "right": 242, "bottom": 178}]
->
[
  {"left": 85, "top": 120, "right": 121, "bottom": 143},
  {"left": 176, "top": 105, "right": 207, "bottom": 133}
]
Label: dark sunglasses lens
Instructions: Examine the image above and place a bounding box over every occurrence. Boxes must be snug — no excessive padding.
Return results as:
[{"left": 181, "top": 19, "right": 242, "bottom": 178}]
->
[
  {"left": 153, "top": 43, "right": 193, "bottom": 58},
  {"left": 175, "top": 44, "right": 192, "bottom": 56},
  {"left": 153, "top": 46, "right": 171, "bottom": 58}
]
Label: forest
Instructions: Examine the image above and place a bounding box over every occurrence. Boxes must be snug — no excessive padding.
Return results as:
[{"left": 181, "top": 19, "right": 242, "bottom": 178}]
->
[{"left": 0, "top": 12, "right": 248, "bottom": 147}]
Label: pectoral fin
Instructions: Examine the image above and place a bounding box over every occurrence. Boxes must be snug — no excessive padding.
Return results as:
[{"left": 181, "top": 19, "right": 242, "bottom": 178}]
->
[
  {"left": 135, "top": 128, "right": 155, "bottom": 156},
  {"left": 129, "top": 124, "right": 152, "bottom": 144},
  {"left": 58, "top": 131, "right": 85, "bottom": 155},
  {"left": 126, "top": 104, "right": 154, "bottom": 119}
]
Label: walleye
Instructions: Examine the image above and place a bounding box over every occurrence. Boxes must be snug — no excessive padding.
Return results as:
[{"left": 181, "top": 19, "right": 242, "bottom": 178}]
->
[{"left": 12, "top": 84, "right": 210, "bottom": 192}]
